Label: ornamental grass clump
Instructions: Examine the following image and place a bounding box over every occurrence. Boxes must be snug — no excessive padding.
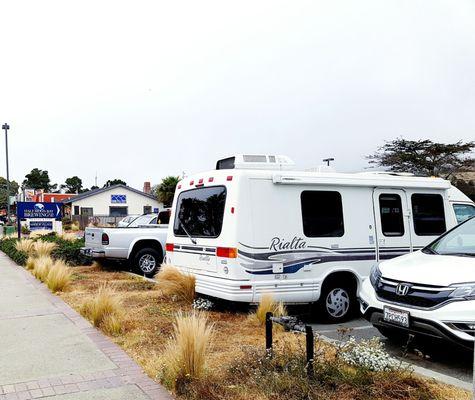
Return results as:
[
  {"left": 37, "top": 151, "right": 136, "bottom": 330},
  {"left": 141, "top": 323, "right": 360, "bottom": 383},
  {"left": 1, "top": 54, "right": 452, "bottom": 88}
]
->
[
  {"left": 25, "top": 256, "right": 36, "bottom": 271},
  {"left": 58, "top": 232, "right": 78, "bottom": 242},
  {"left": 33, "top": 241, "right": 57, "bottom": 257},
  {"left": 33, "top": 256, "right": 55, "bottom": 282},
  {"left": 156, "top": 264, "right": 196, "bottom": 303},
  {"left": 339, "top": 337, "right": 400, "bottom": 372},
  {"left": 15, "top": 238, "right": 35, "bottom": 255},
  {"left": 255, "top": 294, "right": 287, "bottom": 325},
  {"left": 160, "top": 311, "right": 214, "bottom": 388},
  {"left": 46, "top": 259, "right": 72, "bottom": 292},
  {"left": 81, "top": 285, "right": 123, "bottom": 336}
]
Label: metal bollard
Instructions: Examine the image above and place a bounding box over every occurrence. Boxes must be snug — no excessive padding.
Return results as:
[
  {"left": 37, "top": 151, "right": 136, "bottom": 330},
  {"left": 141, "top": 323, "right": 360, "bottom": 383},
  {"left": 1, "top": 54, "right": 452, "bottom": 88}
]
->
[
  {"left": 265, "top": 312, "right": 273, "bottom": 352},
  {"left": 305, "top": 325, "right": 314, "bottom": 378}
]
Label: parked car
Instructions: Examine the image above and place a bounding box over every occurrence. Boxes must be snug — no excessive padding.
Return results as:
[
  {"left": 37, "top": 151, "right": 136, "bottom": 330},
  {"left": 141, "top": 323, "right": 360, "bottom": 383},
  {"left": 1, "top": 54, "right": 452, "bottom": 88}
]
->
[
  {"left": 81, "top": 215, "right": 167, "bottom": 276},
  {"left": 126, "top": 213, "right": 158, "bottom": 227},
  {"left": 359, "top": 216, "right": 475, "bottom": 349},
  {"left": 117, "top": 215, "right": 140, "bottom": 227},
  {"left": 165, "top": 154, "right": 474, "bottom": 321}
]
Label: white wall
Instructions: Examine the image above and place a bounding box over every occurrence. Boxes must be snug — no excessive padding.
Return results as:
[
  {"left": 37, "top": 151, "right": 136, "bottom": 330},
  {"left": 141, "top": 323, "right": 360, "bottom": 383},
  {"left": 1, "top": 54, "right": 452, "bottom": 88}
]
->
[{"left": 70, "top": 187, "right": 162, "bottom": 216}]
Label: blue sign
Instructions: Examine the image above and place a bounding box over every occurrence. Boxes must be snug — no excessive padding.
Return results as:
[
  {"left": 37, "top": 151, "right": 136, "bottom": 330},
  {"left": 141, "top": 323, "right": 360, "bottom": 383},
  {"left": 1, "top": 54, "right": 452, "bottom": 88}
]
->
[
  {"left": 111, "top": 194, "right": 126, "bottom": 204},
  {"left": 17, "top": 202, "right": 62, "bottom": 220},
  {"left": 29, "top": 220, "right": 53, "bottom": 231},
  {"left": 153, "top": 208, "right": 159, "bottom": 213}
]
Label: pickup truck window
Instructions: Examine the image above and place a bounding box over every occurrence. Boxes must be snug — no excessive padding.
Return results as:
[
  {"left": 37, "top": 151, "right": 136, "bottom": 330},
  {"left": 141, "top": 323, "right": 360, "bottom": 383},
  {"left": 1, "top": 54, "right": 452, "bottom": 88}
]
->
[
  {"left": 173, "top": 186, "right": 226, "bottom": 238},
  {"left": 453, "top": 203, "right": 475, "bottom": 224}
]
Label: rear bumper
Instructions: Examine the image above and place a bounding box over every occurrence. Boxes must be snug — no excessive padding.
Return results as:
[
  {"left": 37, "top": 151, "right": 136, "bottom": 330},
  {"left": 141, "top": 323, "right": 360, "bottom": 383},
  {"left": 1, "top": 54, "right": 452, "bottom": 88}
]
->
[{"left": 80, "top": 247, "right": 105, "bottom": 258}]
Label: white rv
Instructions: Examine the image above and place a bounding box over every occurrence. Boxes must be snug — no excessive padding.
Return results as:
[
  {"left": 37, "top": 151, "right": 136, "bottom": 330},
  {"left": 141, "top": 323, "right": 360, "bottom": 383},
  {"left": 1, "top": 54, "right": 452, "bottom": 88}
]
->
[{"left": 165, "top": 155, "right": 475, "bottom": 321}]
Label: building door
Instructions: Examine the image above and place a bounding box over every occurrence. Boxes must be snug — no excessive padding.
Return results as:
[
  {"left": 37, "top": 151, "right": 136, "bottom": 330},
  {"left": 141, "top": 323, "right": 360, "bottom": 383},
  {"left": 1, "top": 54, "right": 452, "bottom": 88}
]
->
[{"left": 372, "top": 189, "right": 412, "bottom": 262}]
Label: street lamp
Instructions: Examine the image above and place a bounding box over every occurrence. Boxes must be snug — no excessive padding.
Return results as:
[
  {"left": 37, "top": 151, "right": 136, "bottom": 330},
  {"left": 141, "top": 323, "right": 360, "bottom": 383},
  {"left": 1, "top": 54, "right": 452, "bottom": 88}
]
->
[{"left": 2, "top": 123, "right": 10, "bottom": 224}]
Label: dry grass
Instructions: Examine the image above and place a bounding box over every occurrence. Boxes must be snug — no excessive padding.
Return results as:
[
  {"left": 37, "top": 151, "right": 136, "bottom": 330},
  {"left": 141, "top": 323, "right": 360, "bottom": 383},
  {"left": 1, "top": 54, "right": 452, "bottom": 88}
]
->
[
  {"left": 33, "top": 241, "right": 57, "bottom": 257},
  {"left": 254, "top": 294, "right": 287, "bottom": 325},
  {"left": 160, "top": 311, "right": 215, "bottom": 386},
  {"left": 56, "top": 266, "right": 471, "bottom": 400},
  {"left": 32, "top": 256, "right": 55, "bottom": 282},
  {"left": 156, "top": 264, "right": 196, "bottom": 303},
  {"left": 70, "top": 222, "right": 80, "bottom": 232},
  {"left": 58, "top": 232, "right": 79, "bottom": 242},
  {"left": 81, "top": 284, "right": 123, "bottom": 335},
  {"left": 46, "top": 259, "right": 72, "bottom": 292},
  {"left": 29, "top": 230, "right": 52, "bottom": 239},
  {"left": 15, "top": 238, "right": 35, "bottom": 255},
  {"left": 25, "top": 256, "right": 36, "bottom": 270}
]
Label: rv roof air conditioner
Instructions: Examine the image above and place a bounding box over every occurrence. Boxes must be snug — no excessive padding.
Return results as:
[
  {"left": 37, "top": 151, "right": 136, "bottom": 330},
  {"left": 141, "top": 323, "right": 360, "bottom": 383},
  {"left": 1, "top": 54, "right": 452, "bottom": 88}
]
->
[{"left": 216, "top": 154, "right": 295, "bottom": 171}]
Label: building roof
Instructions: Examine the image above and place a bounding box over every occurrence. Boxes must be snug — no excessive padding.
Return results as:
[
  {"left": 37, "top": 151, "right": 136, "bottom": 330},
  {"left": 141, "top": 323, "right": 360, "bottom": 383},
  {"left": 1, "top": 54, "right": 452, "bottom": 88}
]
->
[{"left": 62, "top": 184, "right": 157, "bottom": 204}]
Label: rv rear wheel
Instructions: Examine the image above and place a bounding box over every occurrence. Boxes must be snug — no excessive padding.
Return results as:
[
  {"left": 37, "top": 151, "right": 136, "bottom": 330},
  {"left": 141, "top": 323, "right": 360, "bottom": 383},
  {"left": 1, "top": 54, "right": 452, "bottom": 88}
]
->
[
  {"left": 133, "top": 247, "right": 162, "bottom": 277},
  {"left": 319, "top": 282, "right": 356, "bottom": 322}
]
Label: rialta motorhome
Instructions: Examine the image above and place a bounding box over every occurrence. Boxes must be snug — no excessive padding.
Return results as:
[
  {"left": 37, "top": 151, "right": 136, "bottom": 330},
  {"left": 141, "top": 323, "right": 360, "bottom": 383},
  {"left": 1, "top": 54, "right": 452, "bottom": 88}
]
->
[{"left": 165, "top": 154, "right": 475, "bottom": 321}]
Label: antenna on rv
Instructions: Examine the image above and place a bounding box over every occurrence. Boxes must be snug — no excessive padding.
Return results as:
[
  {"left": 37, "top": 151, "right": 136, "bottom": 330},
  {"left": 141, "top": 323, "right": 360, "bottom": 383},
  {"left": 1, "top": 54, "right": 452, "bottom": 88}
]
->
[{"left": 323, "top": 158, "right": 335, "bottom": 167}]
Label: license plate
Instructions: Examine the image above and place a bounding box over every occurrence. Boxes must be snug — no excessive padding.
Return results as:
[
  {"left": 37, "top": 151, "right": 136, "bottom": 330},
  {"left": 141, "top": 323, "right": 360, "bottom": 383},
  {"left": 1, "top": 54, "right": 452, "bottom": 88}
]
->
[
  {"left": 82, "top": 248, "right": 93, "bottom": 256},
  {"left": 383, "top": 306, "right": 410, "bottom": 328}
]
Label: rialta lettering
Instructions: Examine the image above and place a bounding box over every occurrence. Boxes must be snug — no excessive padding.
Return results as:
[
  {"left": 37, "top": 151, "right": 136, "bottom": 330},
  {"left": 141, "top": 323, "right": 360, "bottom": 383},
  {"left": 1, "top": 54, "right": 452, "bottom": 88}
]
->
[{"left": 269, "top": 237, "right": 306, "bottom": 251}]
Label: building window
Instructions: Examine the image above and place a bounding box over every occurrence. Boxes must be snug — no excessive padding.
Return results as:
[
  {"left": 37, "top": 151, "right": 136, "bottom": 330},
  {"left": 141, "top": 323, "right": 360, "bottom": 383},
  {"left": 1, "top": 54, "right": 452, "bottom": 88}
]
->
[
  {"left": 74, "top": 206, "right": 80, "bottom": 215},
  {"left": 143, "top": 206, "right": 152, "bottom": 214},
  {"left": 80, "top": 207, "right": 93, "bottom": 217},
  {"left": 379, "top": 194, "right": 404, "bottom": 237},
  {"left": 411, "top": 194, "right": 446, "bottom": 236},
  {"left": 111, "top": 194, "right": 127, "bottom": 204},
  {"left": 109, "top": 206, "right": 128, "bottom": 217},
  {"left": 301, "top": 191, "right": 344, "bottom": 237}
]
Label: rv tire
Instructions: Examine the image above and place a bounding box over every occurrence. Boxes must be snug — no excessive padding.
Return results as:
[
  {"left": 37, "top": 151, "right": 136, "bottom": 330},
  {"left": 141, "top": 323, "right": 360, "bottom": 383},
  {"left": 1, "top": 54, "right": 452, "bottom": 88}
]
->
[
  {"left": 133, "top": 247, "right": 162, "bottom": 277},
  {"left": 319, "top": 281, "right": 356, "bottom": 322}
]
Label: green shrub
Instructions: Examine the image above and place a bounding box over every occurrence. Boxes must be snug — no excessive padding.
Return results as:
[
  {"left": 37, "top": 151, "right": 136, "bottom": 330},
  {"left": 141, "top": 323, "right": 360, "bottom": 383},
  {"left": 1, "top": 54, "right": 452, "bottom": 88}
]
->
[{"left": 0, "top": 238, "right": 28, "bottom": 266}]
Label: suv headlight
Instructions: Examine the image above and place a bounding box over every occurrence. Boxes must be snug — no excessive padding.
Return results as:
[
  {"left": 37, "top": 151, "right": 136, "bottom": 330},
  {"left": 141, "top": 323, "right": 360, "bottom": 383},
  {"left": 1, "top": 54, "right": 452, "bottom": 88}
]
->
[
  {"left": 449, "top": 283, "right": 475, "bottom": 300},
  {"left": 369, "top": 264, "right": 382, "bottom": 288}
]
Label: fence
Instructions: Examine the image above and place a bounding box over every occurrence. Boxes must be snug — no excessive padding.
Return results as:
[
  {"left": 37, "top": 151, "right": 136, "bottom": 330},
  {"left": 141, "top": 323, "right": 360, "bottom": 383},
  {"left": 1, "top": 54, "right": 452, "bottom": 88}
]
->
[{"left": 72, "top": 215, "right": 124, "bottom": 229}]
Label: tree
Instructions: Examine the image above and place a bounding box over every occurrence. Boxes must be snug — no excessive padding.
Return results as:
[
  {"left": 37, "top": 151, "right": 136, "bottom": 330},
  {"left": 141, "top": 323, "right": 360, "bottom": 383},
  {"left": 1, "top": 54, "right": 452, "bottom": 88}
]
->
[
  {"left": 367, "top": 138, "right": 474, "bottom": 177},
  {"left": 0, "top": 177, "right": 19, "bottom": 209},
  {"left": 22, "top": 168, "right": 54, "bottom": 191},
  {"left": 62, "top": 176, "right": 83, "bottom": 193},
  {"left": 155, "top": 176, "right": 179, "bottom": 207},
  {"left": 90, "top": 185, "right": 99, "bottom": 190},
  {"left": 104, "top": 179, "right": 127, "bottom": 187}
]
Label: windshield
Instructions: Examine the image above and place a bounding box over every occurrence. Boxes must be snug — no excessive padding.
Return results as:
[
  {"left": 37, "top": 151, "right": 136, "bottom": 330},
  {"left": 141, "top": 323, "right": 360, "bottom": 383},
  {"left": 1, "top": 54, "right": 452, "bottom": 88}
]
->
[
  {"left": 173, "top": 186, "right": 226, "bottom": 238},
  {"left": 453, "top": 203, "right": 475, "bottom": 224},
  {"left": 127, "top": 214, "right": 155, "bottom": 227},
  {"left": 427, "top": 217, "right": 475, "bottom": 256}
]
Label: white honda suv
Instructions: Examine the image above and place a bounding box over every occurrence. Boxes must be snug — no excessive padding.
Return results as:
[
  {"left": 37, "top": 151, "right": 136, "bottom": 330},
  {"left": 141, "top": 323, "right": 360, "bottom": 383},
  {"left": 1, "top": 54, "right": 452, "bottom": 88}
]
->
[{"left": 360, "top": 217, "right": 475, "bottom": 350}]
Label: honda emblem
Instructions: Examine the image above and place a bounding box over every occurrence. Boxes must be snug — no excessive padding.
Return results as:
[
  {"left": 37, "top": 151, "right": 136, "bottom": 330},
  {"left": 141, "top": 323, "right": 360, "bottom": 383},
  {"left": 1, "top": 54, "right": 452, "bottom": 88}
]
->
[{"left": 396, "top": 283, "right": 411, "bottom": 296}]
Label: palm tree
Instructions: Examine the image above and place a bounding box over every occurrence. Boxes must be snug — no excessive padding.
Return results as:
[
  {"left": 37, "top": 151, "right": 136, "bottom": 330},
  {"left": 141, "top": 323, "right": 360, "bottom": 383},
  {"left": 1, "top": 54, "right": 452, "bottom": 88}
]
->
[{"left": 156, "top": 176, "right": 179, "bottom": 207}]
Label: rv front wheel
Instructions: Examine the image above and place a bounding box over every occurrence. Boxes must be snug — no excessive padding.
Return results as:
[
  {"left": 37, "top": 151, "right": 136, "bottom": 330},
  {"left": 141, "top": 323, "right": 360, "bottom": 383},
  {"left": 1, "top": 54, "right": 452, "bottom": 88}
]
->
[{"left": 319, "top": 282, "right": 356, "bottom": 322}]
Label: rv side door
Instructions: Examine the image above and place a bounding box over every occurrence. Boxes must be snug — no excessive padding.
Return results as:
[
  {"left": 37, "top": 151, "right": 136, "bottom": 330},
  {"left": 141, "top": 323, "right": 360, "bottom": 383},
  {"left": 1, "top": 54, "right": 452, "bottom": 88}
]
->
[{"left": 372, "top": 189, "right": 412, "bottom": 262}]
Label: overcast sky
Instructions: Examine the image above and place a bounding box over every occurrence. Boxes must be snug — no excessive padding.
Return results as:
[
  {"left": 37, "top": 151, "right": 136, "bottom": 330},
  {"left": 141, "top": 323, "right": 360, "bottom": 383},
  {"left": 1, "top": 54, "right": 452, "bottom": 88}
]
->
[{"left": 1, "top": 0, "right": 474, "bottom": 190}]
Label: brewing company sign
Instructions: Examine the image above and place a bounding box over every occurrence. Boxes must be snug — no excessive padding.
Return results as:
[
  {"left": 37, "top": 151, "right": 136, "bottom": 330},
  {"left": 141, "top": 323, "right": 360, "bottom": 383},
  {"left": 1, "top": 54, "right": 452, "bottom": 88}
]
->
[{"left": 17, "top": 202, "right": 62, "bottom": 220}]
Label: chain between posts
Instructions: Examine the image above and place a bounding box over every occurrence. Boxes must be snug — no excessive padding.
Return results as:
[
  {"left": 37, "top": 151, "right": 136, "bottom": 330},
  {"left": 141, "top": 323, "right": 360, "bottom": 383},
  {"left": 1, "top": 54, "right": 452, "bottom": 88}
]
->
[{"left": 265, "top": 312, "right": 314, "bottom": 378}]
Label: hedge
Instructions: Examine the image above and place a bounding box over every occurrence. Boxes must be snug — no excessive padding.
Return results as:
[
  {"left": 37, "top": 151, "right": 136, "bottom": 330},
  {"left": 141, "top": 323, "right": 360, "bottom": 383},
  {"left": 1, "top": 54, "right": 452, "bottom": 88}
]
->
[{"left": 0, "top": 233, "right": 92, "bottom": 267}]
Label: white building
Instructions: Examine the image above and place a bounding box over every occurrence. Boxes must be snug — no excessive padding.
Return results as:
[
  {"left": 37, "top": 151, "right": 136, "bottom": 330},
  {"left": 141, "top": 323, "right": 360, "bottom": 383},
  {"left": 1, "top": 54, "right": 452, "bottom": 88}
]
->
[{"left": 63, "top": 184, "right": 162, "bottom": 217}]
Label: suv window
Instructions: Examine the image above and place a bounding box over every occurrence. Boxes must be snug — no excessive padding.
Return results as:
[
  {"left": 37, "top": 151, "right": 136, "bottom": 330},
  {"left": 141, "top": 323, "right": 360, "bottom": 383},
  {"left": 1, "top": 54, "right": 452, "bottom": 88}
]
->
[
  {"left": 411, "top": 193, "right": 446, "bottom": 236},
  {"left": 301, "top": 191, "right": 344, "bottom": 237},
  {"left": 453, "top": 203, "right": 475, "bottom": 224},
  {"left": 173, "top": 186, "right": 227, "bottom": 238},
  {"left": 379, "top": 194, "right": 404, "bottom": 236}
]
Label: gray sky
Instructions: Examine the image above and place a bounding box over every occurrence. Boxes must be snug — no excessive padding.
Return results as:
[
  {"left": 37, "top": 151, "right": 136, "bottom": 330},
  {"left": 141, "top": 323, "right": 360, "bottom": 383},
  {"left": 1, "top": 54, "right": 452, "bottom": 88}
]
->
[{"left": 1, "top": 0, "right": 474, "bottom": 190}]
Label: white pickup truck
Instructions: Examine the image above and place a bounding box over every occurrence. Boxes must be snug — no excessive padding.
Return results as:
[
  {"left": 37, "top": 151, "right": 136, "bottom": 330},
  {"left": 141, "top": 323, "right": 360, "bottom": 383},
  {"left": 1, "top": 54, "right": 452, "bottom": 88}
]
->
[{"left": 82, "top": 217, "right": 168, "bottom": 276}]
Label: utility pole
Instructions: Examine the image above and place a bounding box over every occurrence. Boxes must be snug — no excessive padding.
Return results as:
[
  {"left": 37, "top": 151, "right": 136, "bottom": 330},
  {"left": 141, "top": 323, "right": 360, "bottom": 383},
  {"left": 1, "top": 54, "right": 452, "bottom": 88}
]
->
[
  {"left": 2, "top": 123, "right": 11, "bottom": 223},
  {"left": 322, "top": 157, "right": 335, "bottom": 167}
]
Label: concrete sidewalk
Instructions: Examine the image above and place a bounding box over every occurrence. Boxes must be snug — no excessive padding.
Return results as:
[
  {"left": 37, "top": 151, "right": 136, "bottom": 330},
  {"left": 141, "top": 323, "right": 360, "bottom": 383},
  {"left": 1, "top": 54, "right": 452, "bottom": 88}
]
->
[{"left": 0, "top": 252, "right": 172, "bottom": 400}]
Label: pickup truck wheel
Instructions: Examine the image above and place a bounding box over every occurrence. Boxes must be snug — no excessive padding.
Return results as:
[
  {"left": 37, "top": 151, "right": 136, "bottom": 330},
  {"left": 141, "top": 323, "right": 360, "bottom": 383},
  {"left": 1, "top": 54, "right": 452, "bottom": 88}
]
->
[{"left": 134, "top": 248, "right": 162, "bottom": 277}]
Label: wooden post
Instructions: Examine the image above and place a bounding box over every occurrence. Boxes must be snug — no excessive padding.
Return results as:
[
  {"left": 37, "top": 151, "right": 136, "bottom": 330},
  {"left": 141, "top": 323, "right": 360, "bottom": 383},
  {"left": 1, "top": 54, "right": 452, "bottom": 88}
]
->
[
  {"left": 305, "top": 325, "right": 314, "bottom": 378},
  {"left": 265, "top": 312, "right": 273, "bottom": 352}
]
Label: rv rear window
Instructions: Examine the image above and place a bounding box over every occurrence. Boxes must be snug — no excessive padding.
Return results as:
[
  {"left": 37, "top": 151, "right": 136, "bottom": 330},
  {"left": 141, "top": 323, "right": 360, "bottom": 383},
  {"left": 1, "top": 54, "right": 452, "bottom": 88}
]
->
[
  {"left": 173, "top": 186, "right": 227, "bottom": 238},
  {"left": 411, "top": 193, "right": 446, "bottom": 236},
  {"left": 379, "top": 194, "right": 404, "bottom": 237},
  {"left": 301, "top": 191, "right": 344, "bottom": 237}
]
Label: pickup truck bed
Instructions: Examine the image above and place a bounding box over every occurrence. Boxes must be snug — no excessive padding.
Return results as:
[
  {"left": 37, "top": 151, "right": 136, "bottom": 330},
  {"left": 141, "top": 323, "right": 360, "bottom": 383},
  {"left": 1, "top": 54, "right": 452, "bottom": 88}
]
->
[{"left": 82, "top": 224, "right": 168, "bottom": 276}]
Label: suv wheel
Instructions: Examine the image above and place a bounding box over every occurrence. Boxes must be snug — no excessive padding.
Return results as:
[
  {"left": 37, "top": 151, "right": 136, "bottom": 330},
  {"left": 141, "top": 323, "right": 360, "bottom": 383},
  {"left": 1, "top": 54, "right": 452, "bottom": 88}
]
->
[{"left": 133, "top": 247, "right": 162, "bottom": 277}]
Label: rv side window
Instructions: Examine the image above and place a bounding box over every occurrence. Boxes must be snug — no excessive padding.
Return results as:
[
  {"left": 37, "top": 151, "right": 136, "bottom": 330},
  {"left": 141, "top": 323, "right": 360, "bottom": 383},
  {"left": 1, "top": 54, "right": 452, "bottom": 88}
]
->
[
  {"left": 173, "top": 186, "right": 227, "bottom": 238},
  {"left": 379, "top": 194, "right": 404, "bottom": 237},
  {"left": 411, "top": 193, "right": 446, "bottom": 236},
  {"left": 301, "top": 191, "right": 344, "bottom": 237},
  {"left": 453, "top": 203, "right": 475, "bottom": 224}
]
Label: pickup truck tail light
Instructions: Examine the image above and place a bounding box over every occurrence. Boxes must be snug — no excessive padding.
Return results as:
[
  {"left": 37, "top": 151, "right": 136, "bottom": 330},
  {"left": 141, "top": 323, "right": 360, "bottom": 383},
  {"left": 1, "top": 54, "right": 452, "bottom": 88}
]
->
[
  {"left": 101, "top": 233, "right": 109, "bottom": 245},
  {"left": 166, "top": 243, "right": 174, "bottom": 252},
  {"left": 216, "top": 247, "right": 237, "bottom": 258}
]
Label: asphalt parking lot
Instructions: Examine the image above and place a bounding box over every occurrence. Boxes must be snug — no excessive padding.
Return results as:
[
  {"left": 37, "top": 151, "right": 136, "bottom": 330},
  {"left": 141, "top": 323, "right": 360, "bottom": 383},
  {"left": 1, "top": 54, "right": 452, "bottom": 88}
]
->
[{"left": 307, "top": 316, "right": 473, "bottom": 388}]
